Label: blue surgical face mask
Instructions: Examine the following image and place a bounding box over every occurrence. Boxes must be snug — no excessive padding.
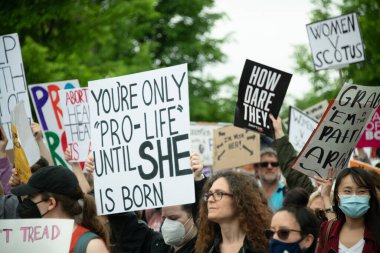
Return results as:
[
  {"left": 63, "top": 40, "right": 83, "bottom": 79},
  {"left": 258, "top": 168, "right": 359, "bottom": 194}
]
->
[
  {"left": 269, "top": 238, "right": 304, "bottom": 253},
  {"left": 339, "top": 195, "right": 370, "bottom": 218}
]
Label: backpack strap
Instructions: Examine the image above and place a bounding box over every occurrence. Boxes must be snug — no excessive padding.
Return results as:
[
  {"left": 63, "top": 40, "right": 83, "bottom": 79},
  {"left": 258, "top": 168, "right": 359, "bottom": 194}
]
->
[{"left": 74, "top": 231, "right": 99, "bottom": 253}]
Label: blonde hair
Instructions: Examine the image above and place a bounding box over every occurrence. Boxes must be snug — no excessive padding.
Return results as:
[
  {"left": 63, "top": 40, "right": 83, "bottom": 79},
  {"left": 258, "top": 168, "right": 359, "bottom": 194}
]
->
[{"left": 307, "top": 189, "right": 322, "bottom": 208}]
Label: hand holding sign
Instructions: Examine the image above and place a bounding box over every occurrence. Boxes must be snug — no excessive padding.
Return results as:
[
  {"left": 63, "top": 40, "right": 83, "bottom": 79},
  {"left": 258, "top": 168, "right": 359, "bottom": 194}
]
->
[
  {"left": 190, "top": 153, "right": 204, "bottom": 181},
  {"left": 31, "top": 122, "right": 43, "bottom": 141},
  {"left": 84, "top": 153, "right": 95, "bottom": 174},
  {"left": 269, "top": 114, "right": 285, "bottom": 139},
  {"left": 64, "top": 146, "right": 80, "bottom": 168},
  {"left": 9, "top": 168, "right": 21, "bottom": 188}
]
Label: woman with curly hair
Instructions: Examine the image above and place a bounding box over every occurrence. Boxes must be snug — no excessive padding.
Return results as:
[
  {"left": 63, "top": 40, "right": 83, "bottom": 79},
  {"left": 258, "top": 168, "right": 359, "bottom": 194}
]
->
[{"left": 195, "top": 170, "right": 272, "bottom": 253}]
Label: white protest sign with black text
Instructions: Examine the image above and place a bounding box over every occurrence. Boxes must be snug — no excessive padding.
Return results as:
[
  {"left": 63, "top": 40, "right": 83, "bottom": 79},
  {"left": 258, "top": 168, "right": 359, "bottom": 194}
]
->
[
  {"left": 0, "top": 219, "right": 73, "bottom": 253},
  {"left": 89, "top": 64, "right": 194, "bottom": 215},
  {"left": 0, "top": 33, "right": 32, "bottom": 150},
  {"left": 234, "top": 59, "right": 292, "bottom": 136},
  {"left": 307, "top": 13, "right": 365, "bottom": 71},
  {"left": 292, "top": 83, "right": 380, "bottom": 178},
  {"left": 190, "top": 123, "right": 223, "bottom": 166},
  {"left": 288, "top": 106, "right": 318, "bottom": 152},
  {"left": 304, "top": 100, "right": 329, "bottom": 120},
  {"left": 59, "top": 88, "right": 91, "bottom": 162}
]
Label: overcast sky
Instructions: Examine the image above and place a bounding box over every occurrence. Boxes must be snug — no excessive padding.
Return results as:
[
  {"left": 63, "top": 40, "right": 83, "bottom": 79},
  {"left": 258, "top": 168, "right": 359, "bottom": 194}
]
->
[{"left": 207, "top": 0, "right": 315, "bottom": 104}]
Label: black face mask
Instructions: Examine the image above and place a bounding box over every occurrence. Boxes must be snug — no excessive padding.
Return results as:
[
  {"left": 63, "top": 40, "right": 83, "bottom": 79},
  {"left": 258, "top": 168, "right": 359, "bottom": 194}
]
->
[{"left": 17, "top": 198, "right": 47, "bottom": 218}]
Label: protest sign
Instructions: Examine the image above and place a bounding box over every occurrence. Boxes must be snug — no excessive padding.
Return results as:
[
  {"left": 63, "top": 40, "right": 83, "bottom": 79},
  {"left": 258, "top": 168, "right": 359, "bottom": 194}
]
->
[
  {"left": 356, "top": 106, "right": 380, "bottom": 148},
  {"left": 28, "top": 80, "right": 79, "bottom": 167},
  {"left": 306, "top": 13, "right": 365, "bottom": 71},
  {"left": 304, "top": 100, "right": 329, "bottom": 120},
  {"left": 0, "top": 219, "right": 73, "bottom": 253},
  {"left": 292, "top": 83, "right": 380, "bottom": 178},
  {"left": 89, "top": 64, "right": 195, "bottom": 215},
  {"left": 0, "top": 33, "right": 33, "bottom": 150},
  {"left": 234, "top": 59, "right": 292, "bottom": 136},
  {"left": 190, "top": 122, "right": 224, "bottom": 166},
  {"left": 288, "top": 106, "right": 318, "bottom": 152},
  {"left": 349, "top": 159, "right": 380, "bottom": 173},
  {"left": 59, "top": 88, "right": 91, "bottom": 162},
  {"left": 213, "top": 125, "right": 260, "bottom": 171},
  {"left": 11, "top": 102, "right": 40, "bottom": 166}
]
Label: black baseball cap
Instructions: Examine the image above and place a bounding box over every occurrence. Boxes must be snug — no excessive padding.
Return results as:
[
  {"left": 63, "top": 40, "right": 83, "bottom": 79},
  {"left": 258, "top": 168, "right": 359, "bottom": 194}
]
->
[{"left": 11, "top": 165, "right": 81, "bottom": 199}]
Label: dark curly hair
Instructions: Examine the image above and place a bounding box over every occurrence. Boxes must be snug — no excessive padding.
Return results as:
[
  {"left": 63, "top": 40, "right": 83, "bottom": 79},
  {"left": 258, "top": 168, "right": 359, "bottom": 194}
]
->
[{"left": 195, "top": 170, "right": 272, "bottom": 253}]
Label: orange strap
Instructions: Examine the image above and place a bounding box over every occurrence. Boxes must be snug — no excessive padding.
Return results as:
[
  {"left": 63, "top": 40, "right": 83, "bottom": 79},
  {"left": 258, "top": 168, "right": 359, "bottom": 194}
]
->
[{"left": 70, "top": 225, "right": 90, "bottom": 253}]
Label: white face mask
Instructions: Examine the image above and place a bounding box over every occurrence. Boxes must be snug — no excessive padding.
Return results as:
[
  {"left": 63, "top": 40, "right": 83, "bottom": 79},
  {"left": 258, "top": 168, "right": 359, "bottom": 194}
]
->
[{"left": 161, "top": 217, "right": 192, "bottom": 246}]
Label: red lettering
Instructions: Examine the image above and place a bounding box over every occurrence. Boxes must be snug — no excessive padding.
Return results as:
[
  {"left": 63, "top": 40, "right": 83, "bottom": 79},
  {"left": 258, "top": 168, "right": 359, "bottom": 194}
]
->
[{"left": 48, "top": 84, "right": 63, "bottom": 129}]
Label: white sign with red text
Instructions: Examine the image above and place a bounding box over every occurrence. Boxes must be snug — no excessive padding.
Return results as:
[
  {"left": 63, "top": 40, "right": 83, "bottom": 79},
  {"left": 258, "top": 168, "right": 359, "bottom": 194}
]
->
[
  {"left": 0, "top": 219, "right": 73, "bottom": 253},
  {"left": 59, "top": 88, "right": 91, "bottom": 162}
]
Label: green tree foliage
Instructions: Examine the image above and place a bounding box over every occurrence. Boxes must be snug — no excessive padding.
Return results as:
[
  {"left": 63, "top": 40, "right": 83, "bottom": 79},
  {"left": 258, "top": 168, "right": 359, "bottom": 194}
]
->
[
  {"left": 291, "top": 0, "right": 379, "bottom": 111},
  {"left": 0, "top": 0, "right": 236, "bottom": 122}
]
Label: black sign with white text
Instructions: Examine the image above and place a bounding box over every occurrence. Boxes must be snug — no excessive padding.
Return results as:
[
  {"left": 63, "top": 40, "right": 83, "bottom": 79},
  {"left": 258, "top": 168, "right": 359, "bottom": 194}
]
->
[{"left": 234, "top": 59, "right": 292, "bottom": 136}]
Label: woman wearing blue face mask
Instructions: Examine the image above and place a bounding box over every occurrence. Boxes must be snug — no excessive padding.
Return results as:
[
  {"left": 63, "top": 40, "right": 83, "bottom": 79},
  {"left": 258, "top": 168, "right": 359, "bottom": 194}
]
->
[
  {"left": 317, "top": 167, "right": 380, "bottom": 252},
  {"left": 266, "top": 206, "right": 319, "bottom": 253}
]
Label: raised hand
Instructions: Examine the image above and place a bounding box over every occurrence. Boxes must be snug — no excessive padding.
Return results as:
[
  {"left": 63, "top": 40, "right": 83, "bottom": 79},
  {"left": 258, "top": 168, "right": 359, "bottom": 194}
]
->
[
  {"left": 269, "top": 114, "right": 284, "bottom": 139},
  {"left": 84, "top": 153, "right": 95, "bottom": 174},
  {"left": 190, "top": 152, "right": 204, "bottom": 181}
]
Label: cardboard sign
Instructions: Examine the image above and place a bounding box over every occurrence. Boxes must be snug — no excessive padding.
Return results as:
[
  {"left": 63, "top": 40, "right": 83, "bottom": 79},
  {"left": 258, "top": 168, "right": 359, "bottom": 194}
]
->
[
  {"left": 356, "top": 106, "right": 380, "bottom": 148},
  {"left": 0, "top": 219, "right": 73, "bottom": 253},
  {"left": 11, "top": 102, "right": 40, "bottom": 166},
  {"left": 304, "top": 100, "right": 329, "bottom": 120},
  {"left": 59, "top": 88, "right": 91, "bottom": 162},
  {"left": 234, "top": 59, "right": 292, "bottom": 136},
  {"left": 89, "top": 64, "right": 195, "bottom": 215},
  {"left": 190, "top": 123, "right": 223, "bottom": 166},
  {"left": 292, "top": 83, "right": 380, "bottom": 178},
  {"left": 213, "top": 125, "right": 260, "bottom": 171},
  {"left": 28, "top": 80, "right": 80, "bottom": 167},
  {"left": 349, "top": 159, "right": 380, "bottom": 173},
  {"left": 288, "top": 106, "right": 318, "bottom": 152},
  {"left": 0, "top": 33, "right": 33, "bottom": 150},
  {"left": 306, "top": 13, "right": 365, "bottom": 71}
]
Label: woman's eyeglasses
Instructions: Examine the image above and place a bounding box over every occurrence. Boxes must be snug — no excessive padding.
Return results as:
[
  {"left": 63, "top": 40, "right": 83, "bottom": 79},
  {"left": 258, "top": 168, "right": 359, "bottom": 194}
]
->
[
  {"left": 264, "top": 228, "right": 302, "bottom": 240},
  {"left": 203, "top": 191, "right": 233, "bottom": 202}
]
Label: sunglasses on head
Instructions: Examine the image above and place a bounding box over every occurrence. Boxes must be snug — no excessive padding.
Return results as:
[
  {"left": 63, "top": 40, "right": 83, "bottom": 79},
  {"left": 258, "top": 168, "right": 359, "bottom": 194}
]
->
[
  {"left": 314, "top": 208, "right": 328, "bottom": 221},
  {"left": 264, "top": 228, "right": 302, "bottom": 240},
  {"left": 259, "top": 162, "right": 279, "bottom": 167}
]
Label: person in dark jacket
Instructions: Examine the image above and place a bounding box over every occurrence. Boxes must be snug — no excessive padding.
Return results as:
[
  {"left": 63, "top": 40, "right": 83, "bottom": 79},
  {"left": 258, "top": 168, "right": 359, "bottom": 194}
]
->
[
  {"left": 255, "top": 115, "right": 315, "bottom": 212},
  {"left": 270, "top": 114, "right": 315, "bottom": 194}
]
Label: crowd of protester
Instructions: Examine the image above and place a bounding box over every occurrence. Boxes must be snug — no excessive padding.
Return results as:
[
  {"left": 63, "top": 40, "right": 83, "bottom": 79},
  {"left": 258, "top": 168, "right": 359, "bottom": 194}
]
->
[{"left": 1, "top": 115, "right": 380, "bottom": 253}]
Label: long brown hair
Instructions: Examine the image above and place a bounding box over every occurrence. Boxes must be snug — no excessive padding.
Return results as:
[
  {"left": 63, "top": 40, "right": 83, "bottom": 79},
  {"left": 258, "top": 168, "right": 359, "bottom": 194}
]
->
[
  {"left": 42, "top": 187, "right": 111, "bottom": 249},
  {"left": 195, "top": 170, "right": 272, "bottom": 253}
]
